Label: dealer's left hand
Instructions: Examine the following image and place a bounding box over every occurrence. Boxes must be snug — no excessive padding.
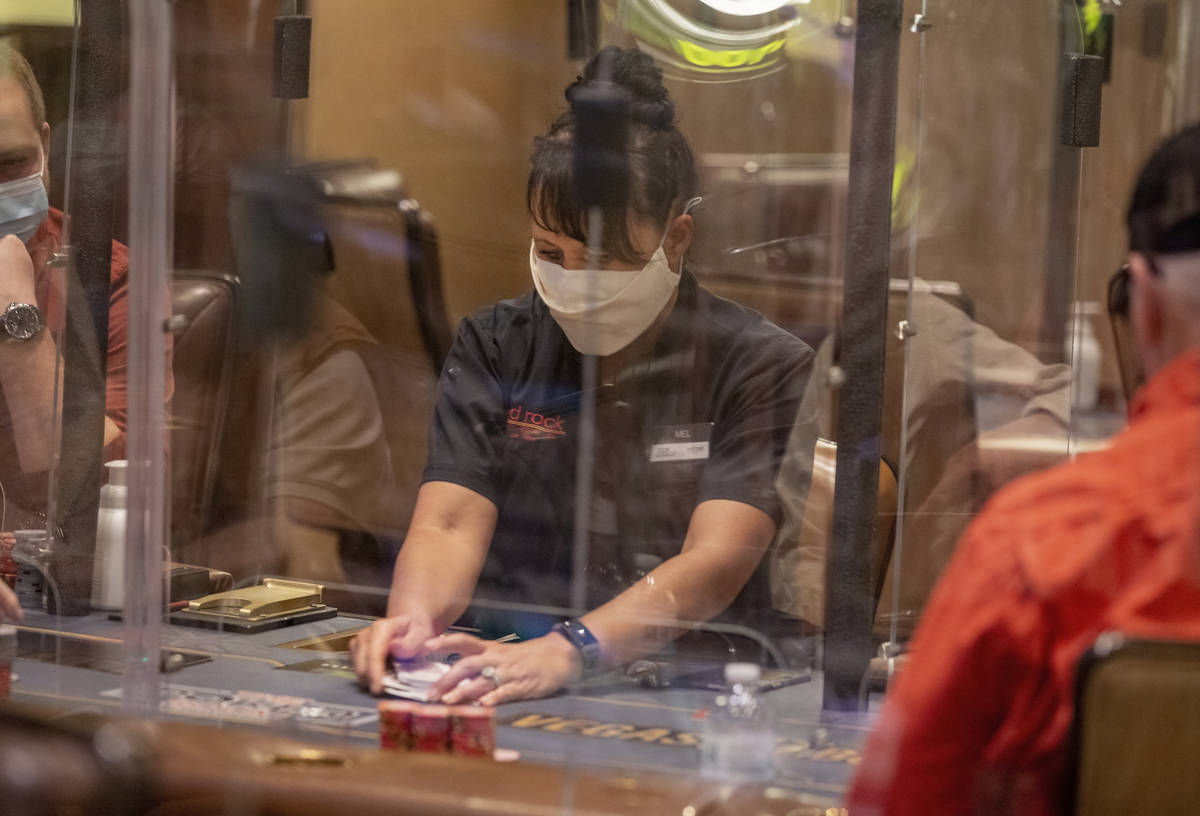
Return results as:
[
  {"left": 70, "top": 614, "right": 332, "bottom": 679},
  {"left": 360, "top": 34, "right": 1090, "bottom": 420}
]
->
[{"left": 426, "top": 632, "right": 583, "bottom": 706}]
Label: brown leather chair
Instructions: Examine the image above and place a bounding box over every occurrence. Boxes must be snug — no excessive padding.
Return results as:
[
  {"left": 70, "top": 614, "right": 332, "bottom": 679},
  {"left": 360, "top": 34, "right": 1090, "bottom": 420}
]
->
[
  {"left": 311, "top": 162, "right": 452, "bottom": 540},
  {"left": 1070, "top": 634, "right": 1200, "bottom": 815},
  {"left": 167, "top": 270, "right": 238, "bottom": 560},
  {"left": 770, "top": 438, "right": 899, "bottom": 632}
]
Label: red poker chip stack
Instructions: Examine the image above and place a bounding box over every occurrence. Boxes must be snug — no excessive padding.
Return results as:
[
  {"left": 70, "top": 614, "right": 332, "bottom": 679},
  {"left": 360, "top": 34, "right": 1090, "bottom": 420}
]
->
[
  {"left": 378, "top": 700, "right": 416, "bottom": 750},
  {"left": 0, "top": 537, "right": 15, "bottom": 590},
  {"left": 0, "top": 625, "right": 15, "bottom": 701},
  {"left": 409, "top": 704, "right": 452, "bottom": 753},
  {"left": 449, "top": 705, "right": 496, "bottom": 758},
  {"left": 379, "top": 701, "right": 498, "bottom": 758}
]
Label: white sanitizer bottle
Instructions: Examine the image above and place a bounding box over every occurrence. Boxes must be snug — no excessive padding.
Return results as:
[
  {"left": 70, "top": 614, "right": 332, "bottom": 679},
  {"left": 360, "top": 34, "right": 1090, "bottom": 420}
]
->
[{"left": 91, "top": 459, "right": 128, "bottom": 611}]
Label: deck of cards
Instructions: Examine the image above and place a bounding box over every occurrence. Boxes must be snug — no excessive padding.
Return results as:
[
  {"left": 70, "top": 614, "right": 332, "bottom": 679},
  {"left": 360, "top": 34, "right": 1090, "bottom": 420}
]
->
[{"left": 381, "top": 657, "right": 452, "bottom": 701}]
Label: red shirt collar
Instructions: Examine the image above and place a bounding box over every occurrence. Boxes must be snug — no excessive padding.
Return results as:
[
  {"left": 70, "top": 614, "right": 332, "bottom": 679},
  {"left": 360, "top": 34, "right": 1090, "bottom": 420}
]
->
[{"left": 1130, "top": 348, "right": 1200, "bottom": 422}]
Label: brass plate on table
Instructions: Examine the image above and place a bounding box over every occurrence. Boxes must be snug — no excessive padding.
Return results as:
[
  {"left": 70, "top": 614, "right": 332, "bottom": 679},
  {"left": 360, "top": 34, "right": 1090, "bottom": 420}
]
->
[
  {"left": 187, "top": 579, "right": 325, "bottom": 619},
  {"left": 276, "top": 629, "right": 365, "bottom": 653},
  {"left": 169, "top": 579, "right": 336, "bottom": 633}
]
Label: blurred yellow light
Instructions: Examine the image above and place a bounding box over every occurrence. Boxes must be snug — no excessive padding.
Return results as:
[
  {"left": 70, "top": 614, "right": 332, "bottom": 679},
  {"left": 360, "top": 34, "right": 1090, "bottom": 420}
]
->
[{"left": 0, "top": 0, "right": 74, "bottom": 26}]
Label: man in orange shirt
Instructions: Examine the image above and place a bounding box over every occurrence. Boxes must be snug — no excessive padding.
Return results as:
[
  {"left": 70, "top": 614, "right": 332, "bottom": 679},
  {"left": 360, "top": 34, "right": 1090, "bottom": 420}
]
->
[{"left": 846, "top": 124, "right": 1200, "bottom": 815}]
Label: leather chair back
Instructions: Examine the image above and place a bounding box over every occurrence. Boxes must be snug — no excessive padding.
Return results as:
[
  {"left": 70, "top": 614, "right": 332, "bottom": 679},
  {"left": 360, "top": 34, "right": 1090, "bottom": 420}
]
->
[
  {"left": 1070, "top": 634, "right": 1200, "bottom": 814},
  {"left": 770, "top": 438, "right": 899, "bottom": 629},
  {"left": 167, "top": 271, "right": 238, "bottom": 556}
]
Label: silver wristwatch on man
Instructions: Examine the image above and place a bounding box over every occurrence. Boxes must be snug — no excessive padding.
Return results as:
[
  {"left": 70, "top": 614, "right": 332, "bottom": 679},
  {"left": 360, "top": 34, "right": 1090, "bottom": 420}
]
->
[{"left": 1, "top": 302, "right": 44, "bottom": 341}]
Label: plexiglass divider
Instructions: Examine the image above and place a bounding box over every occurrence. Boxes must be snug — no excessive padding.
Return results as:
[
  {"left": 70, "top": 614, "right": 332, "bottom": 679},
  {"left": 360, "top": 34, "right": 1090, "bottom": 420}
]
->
[
  {"left": 6, "top": 0, "right": 1194, "bottom": 810},
  {"left": 123, "top": 0, "right": 172, "bottom": 712}
]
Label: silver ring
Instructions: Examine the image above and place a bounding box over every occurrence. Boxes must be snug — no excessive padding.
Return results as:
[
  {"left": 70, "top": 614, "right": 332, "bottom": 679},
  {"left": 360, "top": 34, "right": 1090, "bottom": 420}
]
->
[{"left": 480, "top": 665, "right": 502, "bottom": 687}]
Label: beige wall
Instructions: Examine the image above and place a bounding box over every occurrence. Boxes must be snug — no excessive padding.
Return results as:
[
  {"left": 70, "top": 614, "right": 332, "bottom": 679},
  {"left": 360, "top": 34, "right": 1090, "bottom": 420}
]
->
[
  {"left": 298, "top": 0, "right": 1178, "bottom": 384},
  {"left": 298, "top": 0, "right": 576, "bottom": 321}
]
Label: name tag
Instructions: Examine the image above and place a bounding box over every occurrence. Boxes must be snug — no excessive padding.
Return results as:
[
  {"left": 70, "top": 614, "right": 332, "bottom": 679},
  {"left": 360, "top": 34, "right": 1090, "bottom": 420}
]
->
[{"left": 649, "top": 423, "right": 713, "bottom": 463}]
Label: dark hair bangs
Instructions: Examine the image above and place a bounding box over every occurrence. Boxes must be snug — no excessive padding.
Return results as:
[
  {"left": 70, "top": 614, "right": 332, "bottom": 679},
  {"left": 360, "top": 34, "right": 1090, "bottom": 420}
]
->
[
  {"left": 528, "top": 135, "right": 586, "bottom": 245},
  {"left": 527, "top": 133, "right": 646, "bottom": 264}
]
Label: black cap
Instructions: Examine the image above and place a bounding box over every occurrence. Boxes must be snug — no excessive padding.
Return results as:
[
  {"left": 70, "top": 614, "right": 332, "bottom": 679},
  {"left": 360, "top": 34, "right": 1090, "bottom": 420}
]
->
[{"left": 1128, "top": 123, "right": 1200, "bottom": 254}]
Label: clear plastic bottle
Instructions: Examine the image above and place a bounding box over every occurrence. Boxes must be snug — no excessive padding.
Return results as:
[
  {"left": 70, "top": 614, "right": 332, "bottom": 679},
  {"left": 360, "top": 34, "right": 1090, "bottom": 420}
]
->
[
  {"left": 1065, "top": 301, "right": 1102, "bottom": 411},
  {"left": 700, "top": 662, "right": 776, "bottom": 782}
]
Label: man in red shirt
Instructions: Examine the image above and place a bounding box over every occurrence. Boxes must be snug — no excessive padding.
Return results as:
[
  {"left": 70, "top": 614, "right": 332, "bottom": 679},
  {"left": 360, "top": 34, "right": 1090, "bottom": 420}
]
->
[
  {"left": 0, "top": 44, "right": 170, "bottom": 620},
  {"left": 846, "top": 125, "right": 1200, "bottom": 815}
]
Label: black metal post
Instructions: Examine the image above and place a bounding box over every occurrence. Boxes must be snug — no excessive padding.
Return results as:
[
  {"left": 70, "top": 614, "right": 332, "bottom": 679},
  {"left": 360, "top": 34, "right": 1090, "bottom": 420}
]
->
[
  {"left": 50, "top": 0, "right": 123, "bottom": 615},
  {"left": 567, "top": 0, "right": 599, "bottom": 61},
  {"left": 1040, "top": 5, "right": 1102, "bottom": 363},
  {"left": 823, "top": 0, "right": 904, "bottom": 710}
]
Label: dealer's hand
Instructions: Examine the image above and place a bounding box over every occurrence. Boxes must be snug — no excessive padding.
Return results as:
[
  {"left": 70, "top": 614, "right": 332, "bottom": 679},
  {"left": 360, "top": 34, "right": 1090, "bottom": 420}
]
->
[
  {"left": 427, "top": 632, "right": 582, "bottom": 706},
  {"left": 0, "top": 582, "right": 21, "bottom": 622},
  {"left": 350, "top": 614, "right": 437, "bottom": 695}
]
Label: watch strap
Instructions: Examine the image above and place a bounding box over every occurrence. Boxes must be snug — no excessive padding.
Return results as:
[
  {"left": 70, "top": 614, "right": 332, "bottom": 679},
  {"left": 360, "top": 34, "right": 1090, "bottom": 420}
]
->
[{"left": 552, "top": 617, "right": 603, "bottom": 675}]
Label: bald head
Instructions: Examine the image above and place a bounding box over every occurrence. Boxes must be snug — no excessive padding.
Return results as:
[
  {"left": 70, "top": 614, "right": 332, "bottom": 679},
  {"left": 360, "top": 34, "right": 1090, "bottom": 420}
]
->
[
  {"left": 0, "top": 44, "right": 47, "bottom": 188},
  {"left": 0, "top": 42, "right": 44, "bottom": 133}
]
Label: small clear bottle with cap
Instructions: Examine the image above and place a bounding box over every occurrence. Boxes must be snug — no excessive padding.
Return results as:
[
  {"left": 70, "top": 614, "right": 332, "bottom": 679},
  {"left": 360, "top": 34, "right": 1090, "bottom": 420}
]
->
[
  {"left": 91, "top": 459, "right": 128, "bottom": 610},
  {"left": 700, "top": 662, "right": 776, "bottom": 782},
  {"left": 13, "top": 528, "right": 50, "bottom": 612}
]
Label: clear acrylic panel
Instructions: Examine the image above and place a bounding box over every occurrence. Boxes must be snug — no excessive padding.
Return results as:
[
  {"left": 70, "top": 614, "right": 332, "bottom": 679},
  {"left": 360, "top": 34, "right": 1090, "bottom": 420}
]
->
[{"left": 3, "top": 0, "right": 1198, "bottom": 813}]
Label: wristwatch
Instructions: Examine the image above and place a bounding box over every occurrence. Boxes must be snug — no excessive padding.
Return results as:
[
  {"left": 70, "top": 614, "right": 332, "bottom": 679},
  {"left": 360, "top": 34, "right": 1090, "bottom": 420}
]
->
[
  {"left": 551, "top": 617, "right": 604, "bottom": 675},
  {"left": 1, "top": 302, "right": 43, "bottom": 342}
]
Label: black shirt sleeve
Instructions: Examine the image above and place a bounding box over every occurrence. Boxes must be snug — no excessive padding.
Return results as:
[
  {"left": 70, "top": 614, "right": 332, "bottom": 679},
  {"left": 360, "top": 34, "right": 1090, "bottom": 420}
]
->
[
  {"left": 697, "top": 328, "right": 814, "bottom": 526},
  {"left": 421, "top": 313, "right": 506, "bottom": 505}
]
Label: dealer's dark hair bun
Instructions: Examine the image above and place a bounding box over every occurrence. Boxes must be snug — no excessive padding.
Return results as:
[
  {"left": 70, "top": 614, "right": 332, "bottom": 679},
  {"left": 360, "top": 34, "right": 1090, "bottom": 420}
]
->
[
  {"left": 531, "top": 46, "right": 698, "bottom": 265},
  {"left": 566, "top": 46, "right": 676, "bottom": 131}
]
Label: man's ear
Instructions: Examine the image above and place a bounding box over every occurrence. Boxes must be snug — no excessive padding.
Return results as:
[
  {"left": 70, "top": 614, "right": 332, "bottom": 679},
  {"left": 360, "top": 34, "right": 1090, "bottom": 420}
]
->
[
  {"left": 1129, "top": 254, "right": 1165, "bottom": 369},
  {"left": 39, "top": 122, "right": 49, "bottom": 175}
]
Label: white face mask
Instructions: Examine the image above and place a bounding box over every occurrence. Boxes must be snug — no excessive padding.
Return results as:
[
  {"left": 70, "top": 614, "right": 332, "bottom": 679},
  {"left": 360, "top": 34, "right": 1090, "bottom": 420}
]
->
[
  {"left": 0, "top": 151, "right": 48, "bottom": 244},
  {"left": 530, "top": 197, "right": 701, "bottom": 357},
  {"left": 530, "top": 240, "right": 680, "bottom": 357}
]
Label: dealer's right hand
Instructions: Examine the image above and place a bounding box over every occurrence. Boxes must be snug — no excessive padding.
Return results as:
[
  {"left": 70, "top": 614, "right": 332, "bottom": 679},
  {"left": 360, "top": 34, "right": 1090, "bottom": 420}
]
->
[{"left": 350, "top": 614, "right": 436, "bottom": 695}]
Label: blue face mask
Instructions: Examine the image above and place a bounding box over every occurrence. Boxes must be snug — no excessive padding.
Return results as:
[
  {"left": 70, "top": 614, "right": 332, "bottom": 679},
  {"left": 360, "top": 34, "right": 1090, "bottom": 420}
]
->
[{"left": 0, "top": 155, "right": 48, "bottom": 243}]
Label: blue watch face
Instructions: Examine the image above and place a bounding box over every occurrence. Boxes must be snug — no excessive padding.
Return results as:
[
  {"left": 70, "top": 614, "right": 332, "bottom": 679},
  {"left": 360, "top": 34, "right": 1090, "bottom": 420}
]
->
[{"left": 556, "top": 619, "right": 602, "bottom": 672}]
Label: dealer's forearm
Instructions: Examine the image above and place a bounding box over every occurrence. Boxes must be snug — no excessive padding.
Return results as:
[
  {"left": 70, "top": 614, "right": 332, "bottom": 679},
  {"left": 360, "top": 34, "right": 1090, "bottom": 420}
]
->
[
  {"left": 581, "top": 503, "right": 774, "bottom": 667},
  {"left": 579, "top": 549, "right": 748, "bottom": 666},
  {"left": 386, "top": 528, "right": 485, "bottom": 628},
  {"left": 385, "top": 481, "right": 496, "bottom": 629}
]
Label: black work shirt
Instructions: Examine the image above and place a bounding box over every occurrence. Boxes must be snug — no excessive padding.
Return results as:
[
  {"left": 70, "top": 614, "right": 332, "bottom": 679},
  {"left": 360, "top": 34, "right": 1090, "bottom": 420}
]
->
[{"left": 422, "top": 271, "right": 813, "bottom": 634}]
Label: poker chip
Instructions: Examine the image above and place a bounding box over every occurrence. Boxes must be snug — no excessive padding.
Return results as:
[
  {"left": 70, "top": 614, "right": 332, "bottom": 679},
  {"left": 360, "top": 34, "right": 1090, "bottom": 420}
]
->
[
  {"left": 449, "top": 705, "right": 496, "bottom": 758},
  {"left": 410, "top": 704, "right": 452, "bottom": 753},
  {"left": 378, "top": 700, "right": 417, "bottom": 750}
]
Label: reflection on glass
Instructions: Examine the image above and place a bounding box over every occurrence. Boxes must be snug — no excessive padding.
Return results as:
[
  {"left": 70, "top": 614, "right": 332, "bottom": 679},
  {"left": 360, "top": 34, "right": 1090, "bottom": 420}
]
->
[{"left": 0, "top": 40, "right": 174, "bottom": 620}]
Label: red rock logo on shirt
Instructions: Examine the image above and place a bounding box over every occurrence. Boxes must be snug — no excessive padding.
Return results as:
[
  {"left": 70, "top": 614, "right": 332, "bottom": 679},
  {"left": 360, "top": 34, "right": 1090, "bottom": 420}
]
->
[{"left": 507, "top": 404, "right": 566, "bottom": 441}]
